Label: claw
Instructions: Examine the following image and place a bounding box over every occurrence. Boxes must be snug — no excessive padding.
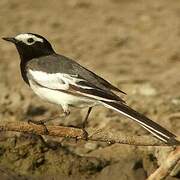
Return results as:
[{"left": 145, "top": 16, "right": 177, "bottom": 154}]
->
[
  {"left": 28, "top": 119, "right": 49, "bottom": 135},
  {"left": 82, "top": 128, "right": 88, "bottom": 141}
]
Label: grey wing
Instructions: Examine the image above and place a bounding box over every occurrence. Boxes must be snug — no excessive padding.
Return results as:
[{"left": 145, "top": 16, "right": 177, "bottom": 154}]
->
[
  {"left": 58, "top": 55, "right": 126, "bottom": 101},
  {"left": 27, "top": 54, "right": 125, "bottom": 103},
  {"left": 73, "top": 63, "right": 126, "bottom": 94}
]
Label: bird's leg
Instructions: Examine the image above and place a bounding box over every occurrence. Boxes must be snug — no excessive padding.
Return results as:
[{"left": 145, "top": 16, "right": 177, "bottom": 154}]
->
[
  {"left": 82, "top": 107, "right": 92, "bottom": 129},
  {"left": 28, "top": 112, "right": 70, "bottom": 134},
  {"left": 27, "top": 109, "right": 70, "bottom": 148},
  {"left": 81, "top": 107, "right": 92, "bottom": 140},
  {"left": 59, "top": 110, "right": 70, "bottom": 118},
  {"left": 28, "top": 114, "right": 63, "bottom": 134},
  {"left": 28, "top": 118, "right": 51, "bottom": 135},
  {"left": 27, "top": 120, "right": 50, "bottom": 148},
  {"left": 28, "top": 106, "right": 70, "bottom": 134},
  {"left": 60, "top": 104, "right": 70, "bottom": 118}
]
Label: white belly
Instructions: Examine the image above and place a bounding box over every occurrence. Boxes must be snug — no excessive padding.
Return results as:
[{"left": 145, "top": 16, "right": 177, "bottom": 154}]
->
[{"left": 29, "top": 80, "right": 98, "bottom": 108}]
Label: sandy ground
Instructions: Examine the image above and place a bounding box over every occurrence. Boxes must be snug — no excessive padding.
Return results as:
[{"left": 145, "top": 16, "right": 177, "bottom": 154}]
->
[{"left": 0, "top": 0, "right": 180, "bottom": 179}]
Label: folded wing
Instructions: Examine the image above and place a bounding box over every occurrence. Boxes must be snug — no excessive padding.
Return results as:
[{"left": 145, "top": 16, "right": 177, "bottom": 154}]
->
[{"left": 28, "top": 69, "right": 125, "bottom": 103}]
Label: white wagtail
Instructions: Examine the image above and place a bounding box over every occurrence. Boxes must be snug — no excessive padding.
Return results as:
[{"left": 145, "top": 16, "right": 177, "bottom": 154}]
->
[{"left": 2, "top": 33, "right": 179, "bottom": 145}]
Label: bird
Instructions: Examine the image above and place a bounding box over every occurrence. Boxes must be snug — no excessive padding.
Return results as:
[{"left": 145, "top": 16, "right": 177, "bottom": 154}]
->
[{"left": 2, "top": 33, "right": 179, "bottom": 145}]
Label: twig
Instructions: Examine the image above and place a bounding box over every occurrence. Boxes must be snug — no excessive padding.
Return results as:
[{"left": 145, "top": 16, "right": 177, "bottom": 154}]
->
[
  {"left": 147, "top": 147, "right": 180, "bottom": 180},
  {"left": 0, "top": 121, "right": 179, "bottom": 178},
  {"left": 0, "top": 121, "right": 178, "bottom": 146}
]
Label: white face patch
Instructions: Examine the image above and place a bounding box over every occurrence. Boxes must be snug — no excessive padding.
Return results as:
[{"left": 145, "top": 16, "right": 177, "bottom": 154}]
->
[{"left": 15, "top": 34, "right": 43, "bottom": 45}]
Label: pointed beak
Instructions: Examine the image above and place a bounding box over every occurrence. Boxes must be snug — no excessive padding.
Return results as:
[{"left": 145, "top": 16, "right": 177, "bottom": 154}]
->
[{"left": 2, "top": 37, "right": 18, "bottom": 44}]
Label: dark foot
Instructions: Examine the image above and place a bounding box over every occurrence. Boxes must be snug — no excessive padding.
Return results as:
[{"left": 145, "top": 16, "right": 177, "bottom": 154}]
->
[
  {"left": 82, "top": 122, "right": 86, "bottom": 130},
  {"left": 74, "top": 128, "right": 88, "bottom": 143},
  {"left": 82, "top": 107, "right": 92, "bottom": 129},
  {"left": 28, "top": 119, "right": 49, "bottom": 135},
  {"left": 82, "top": 128, "right": 88, "bottom": 140}
]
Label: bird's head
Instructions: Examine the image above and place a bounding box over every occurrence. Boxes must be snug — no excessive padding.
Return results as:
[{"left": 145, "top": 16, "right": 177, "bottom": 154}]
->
[{"left": 2, "top": 33, "right": 55, "bottom": 61}]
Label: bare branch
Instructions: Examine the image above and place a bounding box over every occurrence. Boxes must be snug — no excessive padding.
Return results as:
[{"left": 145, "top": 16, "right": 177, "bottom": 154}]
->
[
  {"left": 0, "top": 121, "right": 178, "bottom": 146},
  {"left": 147, "top": 147, "right": 180, "bottom": 180}
]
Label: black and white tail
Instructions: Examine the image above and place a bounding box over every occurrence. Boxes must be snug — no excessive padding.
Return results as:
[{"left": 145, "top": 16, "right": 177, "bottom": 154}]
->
[{"left": 102, "top": 101, "right": 180, "bottom": 145}]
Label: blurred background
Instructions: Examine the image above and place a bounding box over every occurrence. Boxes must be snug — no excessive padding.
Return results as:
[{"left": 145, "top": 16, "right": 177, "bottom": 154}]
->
[{"left": 0, "top": 0, "right": 180, "bottom": 179}]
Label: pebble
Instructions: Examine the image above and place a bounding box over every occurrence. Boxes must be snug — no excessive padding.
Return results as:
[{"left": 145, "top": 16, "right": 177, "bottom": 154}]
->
[
  {"left": 133, "top": 83, "right": 157, "bottom": 96},
  {"left": 84, "top": 142, "right": 98, "bottom": 151}
]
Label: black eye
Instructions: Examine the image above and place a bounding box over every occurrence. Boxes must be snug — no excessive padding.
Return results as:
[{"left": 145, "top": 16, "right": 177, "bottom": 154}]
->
[{"left": 27, "top": 38, "right": 34, "bottom": 43}]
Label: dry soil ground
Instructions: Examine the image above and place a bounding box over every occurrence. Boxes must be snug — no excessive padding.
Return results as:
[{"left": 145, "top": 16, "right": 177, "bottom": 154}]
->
[{"left": 0, "top": 0, "right": 180, "bottom": 179}]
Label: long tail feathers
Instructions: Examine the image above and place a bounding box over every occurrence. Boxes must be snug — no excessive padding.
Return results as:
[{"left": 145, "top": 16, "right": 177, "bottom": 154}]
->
[{"left": 102, "top": 101, "right": 180, "bottom": 145}]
